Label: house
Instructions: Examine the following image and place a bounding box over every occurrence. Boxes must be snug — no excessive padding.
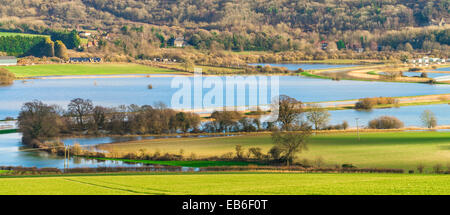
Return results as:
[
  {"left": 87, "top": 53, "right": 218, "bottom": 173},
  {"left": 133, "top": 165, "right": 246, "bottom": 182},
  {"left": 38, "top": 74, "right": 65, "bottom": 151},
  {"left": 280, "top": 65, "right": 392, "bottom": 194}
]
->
[
  {"left": 79, "top": 31, "right": 92, "bottom": 38},
  {"left": 174, "top": 37, "right": 186, "bottom": 47},
  {"left": 408, "top": 56, "right": 448, "bottom": 66},
  {"left": 429, "top": 18, "right": 446, "bottom": 27},
  {"left": 69, "top": 57, "right": 102, "bottom": 63},
  {"left": 319, "top": 41, "right": 328, "bottom": 50},
  {"left": 0, "top": 56, "right": 17, "bottom": 66}
]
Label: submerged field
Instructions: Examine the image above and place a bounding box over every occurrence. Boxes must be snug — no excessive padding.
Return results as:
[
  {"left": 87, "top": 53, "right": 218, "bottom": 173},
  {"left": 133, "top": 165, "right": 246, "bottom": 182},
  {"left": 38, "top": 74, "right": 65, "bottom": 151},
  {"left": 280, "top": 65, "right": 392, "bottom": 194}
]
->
[
  {"left": 1, "top": 172, "right": 450, "bottom": 195},
  {"left": 3, "top": 63, "right": 182, "bottom": 77},
  {"left": 99, "top": 132, "right": 450, "bottom": 171}
]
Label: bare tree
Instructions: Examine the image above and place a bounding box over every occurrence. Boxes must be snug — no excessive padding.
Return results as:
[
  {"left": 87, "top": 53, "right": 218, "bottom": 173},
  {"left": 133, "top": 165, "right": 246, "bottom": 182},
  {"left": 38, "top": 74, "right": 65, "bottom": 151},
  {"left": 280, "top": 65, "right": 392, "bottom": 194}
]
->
[
  {"left": 305, "top": 104, "right": 330, "bottom": 130},
  {"left": 271, "top": 124, "right": 311, "bottom": 166},
  {"left": 276, "top": 95, "right": 303, "bottom": 131},
  {"left": 67, "top": 98, "right": 93, "bottom": 130},
  {"left": 421, "top": 110, "right": 437, "bottom": 128},
  {"left": 18, "top": 100, "right": 61, "bottom": 144}
]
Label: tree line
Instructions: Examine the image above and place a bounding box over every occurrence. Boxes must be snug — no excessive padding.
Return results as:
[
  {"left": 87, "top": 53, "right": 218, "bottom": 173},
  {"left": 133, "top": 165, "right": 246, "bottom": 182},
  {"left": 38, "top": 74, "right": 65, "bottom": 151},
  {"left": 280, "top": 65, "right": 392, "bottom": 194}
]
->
[
  {"left": 0, "top": 35, "right": 68, "bottom": 58},
  {"left": 18, "top": 96, "right": 339, "bottom": 145}
]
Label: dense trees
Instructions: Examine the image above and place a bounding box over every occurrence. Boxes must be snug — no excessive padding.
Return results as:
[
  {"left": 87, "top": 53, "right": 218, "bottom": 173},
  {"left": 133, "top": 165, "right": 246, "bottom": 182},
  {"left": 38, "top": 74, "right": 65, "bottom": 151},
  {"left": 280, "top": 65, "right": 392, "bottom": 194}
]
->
[
  {"left": 18, "top": 100, "right": 62, "bottom": 144},
  {"left": 54, "top": 40, "right": 68, "bottom": 59},
  {"left": 0, "top": 35, "right": 70, "bottom": 57},
  {"left": 0, "top": 0, "right": 448, "bottom": 56},
  {"left": 50, "top": 30, "right": 81, "bottom": 49},
  {"left": 0, "top": 35, "right": 46, "bottom": 56}
]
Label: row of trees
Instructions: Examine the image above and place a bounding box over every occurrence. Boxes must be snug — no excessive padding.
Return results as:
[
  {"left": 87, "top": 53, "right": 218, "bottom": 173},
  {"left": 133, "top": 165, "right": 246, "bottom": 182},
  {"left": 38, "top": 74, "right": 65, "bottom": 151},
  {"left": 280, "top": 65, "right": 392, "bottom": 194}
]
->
[
  {"left": 0, "top": 35, "right": 68, "bottom": 58},
  {"left": 17, "top": 96, "right": 338, "bottom": 145},
  {"left": 17, "top": 96, "right": 441, "bottom": 147}
]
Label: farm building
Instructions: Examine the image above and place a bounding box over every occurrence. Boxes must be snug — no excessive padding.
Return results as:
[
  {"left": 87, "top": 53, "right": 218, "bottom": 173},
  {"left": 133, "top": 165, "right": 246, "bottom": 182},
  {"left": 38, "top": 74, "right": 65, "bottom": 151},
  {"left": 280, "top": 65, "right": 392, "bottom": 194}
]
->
[
  {"left": 0, "top": 56, "right": 17, "bottom": 66},
  {"left": 174, "top": 37, "right": 186, "bottom": 47},
  {"left": 69, "top": 57, "right": 102, "bottom": 63}
]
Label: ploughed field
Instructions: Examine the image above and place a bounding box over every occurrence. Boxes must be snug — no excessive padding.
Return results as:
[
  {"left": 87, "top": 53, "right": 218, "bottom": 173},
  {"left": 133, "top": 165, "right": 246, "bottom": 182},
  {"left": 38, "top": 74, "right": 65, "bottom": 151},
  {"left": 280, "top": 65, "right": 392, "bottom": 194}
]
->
[
  {"left": 1, "top": 172, "right": 450, "bottom": 195},
  {"left": 99, "top": 132, "right": 450, "bottom": 171}
]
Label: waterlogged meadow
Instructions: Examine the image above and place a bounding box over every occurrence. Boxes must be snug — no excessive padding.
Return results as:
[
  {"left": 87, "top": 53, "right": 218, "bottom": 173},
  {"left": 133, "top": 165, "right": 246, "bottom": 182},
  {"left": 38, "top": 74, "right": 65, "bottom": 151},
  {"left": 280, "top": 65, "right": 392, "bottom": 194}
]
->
[{"left": 1, "top": 75, "right": 449, "bottom": 119}]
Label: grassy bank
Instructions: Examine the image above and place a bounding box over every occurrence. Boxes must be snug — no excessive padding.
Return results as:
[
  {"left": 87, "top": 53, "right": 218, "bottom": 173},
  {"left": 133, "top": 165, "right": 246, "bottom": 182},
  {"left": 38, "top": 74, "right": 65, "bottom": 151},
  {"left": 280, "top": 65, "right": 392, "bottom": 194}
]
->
[
  {"left": 0, "top": 129, "right": 18, "bottom": 134},
  {"left": 98, "top": 131, "right": 450, "bottom": 171},
  {"left": 3, "top": 63, "right": 183, "bottom": 78},
  {"left": 92, "top": 158, "right": 260, "bottom": 167},
  {"left": 1, "top": 172, "right": 450, "bottom": 195}
]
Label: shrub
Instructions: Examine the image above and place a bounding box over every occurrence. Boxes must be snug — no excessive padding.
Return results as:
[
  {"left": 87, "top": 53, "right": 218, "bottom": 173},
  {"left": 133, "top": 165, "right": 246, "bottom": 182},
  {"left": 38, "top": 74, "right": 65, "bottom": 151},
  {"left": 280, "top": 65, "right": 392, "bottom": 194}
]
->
[
  {"left": 342, "top": 121, "right": 349, "bottom": 130},
  {"left": 355, "top": 97, "right": 398, "bottom": 110},
  {"left": 342, "top": 164, "right": 356, "bottom": 168},
  {"left": 408, "top": 67, "right": 422, "bottom": 72},
  {"left": 314, "top": 157, "right": 325, "bottom": 167},
  {"left": 368, "top": 116, "right": 404, "bottom": 129},
  {"left": 0, "top": 68, "right": 15, "bottom": 85},
  {"left": 433, "top": 164, "right": 443, "bottom": 174},
  {"left": 268, "top": 146, "right": 282, "bottom": 160},
  {"left": 417, "top": 163, "right": 425, "bottom": 173}
]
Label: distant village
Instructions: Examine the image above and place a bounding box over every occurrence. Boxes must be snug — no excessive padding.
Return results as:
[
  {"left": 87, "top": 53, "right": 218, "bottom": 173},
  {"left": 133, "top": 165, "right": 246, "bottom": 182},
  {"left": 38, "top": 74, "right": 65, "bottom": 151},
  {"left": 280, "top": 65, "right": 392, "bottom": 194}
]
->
[{"left": 407, "top": 56, "right": 449, "bottom": 66}]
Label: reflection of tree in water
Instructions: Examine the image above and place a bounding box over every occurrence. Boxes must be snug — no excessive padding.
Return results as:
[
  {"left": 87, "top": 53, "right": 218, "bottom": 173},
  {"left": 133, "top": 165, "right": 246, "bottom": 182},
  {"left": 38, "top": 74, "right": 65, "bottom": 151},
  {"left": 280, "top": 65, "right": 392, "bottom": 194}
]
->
[{"left": 72, "top": 156, "right": 83, "bottom": 165}]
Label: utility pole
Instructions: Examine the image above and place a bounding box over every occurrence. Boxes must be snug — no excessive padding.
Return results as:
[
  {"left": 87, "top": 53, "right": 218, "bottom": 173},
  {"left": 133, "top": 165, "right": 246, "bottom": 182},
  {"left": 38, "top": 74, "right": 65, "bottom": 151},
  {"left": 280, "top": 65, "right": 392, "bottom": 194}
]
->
[
  {"left": 64, "top": 145, "right": 67, "bottom": 170},
  {"left": 355, "top": 118, "right": 360, "bottom": 141},
  {"left": 67, "top": 146, "right": 70, "bottom": 169}
]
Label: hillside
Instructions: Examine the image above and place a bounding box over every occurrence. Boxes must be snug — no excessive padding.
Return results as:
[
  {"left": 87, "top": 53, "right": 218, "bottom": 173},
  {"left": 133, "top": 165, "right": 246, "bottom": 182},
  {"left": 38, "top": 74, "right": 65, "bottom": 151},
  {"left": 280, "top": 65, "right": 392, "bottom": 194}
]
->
[
  {"left": 2, "top": 0, "right": 449, "bottom": 32},
  {"left": 0, "top": 0, "right": 448, "bottom": 61}
]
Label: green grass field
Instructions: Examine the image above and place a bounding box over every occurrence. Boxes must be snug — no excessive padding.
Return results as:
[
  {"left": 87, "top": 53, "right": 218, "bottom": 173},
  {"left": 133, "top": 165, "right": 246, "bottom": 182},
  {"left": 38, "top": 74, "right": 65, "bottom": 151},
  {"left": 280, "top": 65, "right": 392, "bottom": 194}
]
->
[
  {"left": 3, "top": 63, "right": 183, "bottom": 77},
  {"left": 1, "top": 172, "right": 450, "bottom": 195},
  {"left": 99, "top": 132, "right": 450, "bottom": 171},
  {"left": 0, "top": 32, "right": 50, "bottom": 38},
  {"left": 0, "top": 129, "right": 18, "bottom": 134}
]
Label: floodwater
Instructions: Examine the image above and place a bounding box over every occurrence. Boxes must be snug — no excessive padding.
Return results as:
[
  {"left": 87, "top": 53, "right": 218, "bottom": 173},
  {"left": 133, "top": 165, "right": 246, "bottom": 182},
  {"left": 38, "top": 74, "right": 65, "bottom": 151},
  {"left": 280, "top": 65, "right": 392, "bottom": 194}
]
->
[
  {"left": 248, "top": 63, "right": 359, "bottom": 71},
  {"left": 328, "top": 104, "right": 450, "bottom": 127},
  {"left": 0, "top": 133, "right": 226, "bottom": 168},
  {"left": 1, "top": 64, "right": 449, "bottom": 168},
  {"left": 0, "top": 133, "right": 144, "bottom": 168},
  {"left": 1, "top": 75, "right": 449, "bottom": 119}
]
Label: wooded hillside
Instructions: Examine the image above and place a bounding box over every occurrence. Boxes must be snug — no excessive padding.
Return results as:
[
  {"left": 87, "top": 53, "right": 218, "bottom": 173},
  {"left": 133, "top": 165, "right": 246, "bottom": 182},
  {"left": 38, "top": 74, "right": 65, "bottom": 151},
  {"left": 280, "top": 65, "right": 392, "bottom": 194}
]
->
[{"left": 0, "top": 0, "right": 448, "bottom": 59}]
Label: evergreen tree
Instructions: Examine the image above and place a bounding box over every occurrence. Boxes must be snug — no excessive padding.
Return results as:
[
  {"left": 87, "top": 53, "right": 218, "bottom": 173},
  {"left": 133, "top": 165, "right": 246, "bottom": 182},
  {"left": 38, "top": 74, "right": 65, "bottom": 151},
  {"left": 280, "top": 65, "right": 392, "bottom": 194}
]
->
[{"left": 54, "top": 40, "right": 68, "bottom": 59}]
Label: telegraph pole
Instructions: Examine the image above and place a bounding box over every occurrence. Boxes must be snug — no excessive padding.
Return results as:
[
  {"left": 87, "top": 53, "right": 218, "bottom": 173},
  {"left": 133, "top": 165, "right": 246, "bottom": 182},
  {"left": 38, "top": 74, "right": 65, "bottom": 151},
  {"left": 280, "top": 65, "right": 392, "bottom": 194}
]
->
[
  {"left": 67, "top": 146, "right": 70, "bottom": 169},
  {"left": 64, "top": 145, "right": 67, "bottom": 170},
  {"left": 355, "top": 118, "right": 360, "bottom": 141}
]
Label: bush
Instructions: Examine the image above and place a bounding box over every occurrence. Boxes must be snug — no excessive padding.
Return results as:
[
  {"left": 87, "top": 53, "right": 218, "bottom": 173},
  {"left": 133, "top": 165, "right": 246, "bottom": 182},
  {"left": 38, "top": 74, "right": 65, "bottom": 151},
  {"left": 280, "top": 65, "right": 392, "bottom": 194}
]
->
[
  {"left": 342, "top": 164, "right": 356, "bottom": 168},
  {"left": 0, "top": 68, "right": 15, "bottom": 85},
  {"left": 355, "top": 97, "right": 398, "bottom": 110},
  {"left": 417, "top": 163, "right": 425, "bottom": 173},
  {"left": 408, "top": 67, "right": 422, "bottom": 72},
  {"left": 368, "top": 116, "right": 404, "bottom": 129},
  {"left": 433, "top": 164, "right": 443, "bottom": 174}
]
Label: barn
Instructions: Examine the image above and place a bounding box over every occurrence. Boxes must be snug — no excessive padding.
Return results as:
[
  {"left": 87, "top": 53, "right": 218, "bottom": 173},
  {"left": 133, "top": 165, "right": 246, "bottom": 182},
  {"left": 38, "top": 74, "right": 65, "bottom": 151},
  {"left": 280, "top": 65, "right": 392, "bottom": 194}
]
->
[{"left": 0, "top": 56, "right": 17, "bottom": 66}]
